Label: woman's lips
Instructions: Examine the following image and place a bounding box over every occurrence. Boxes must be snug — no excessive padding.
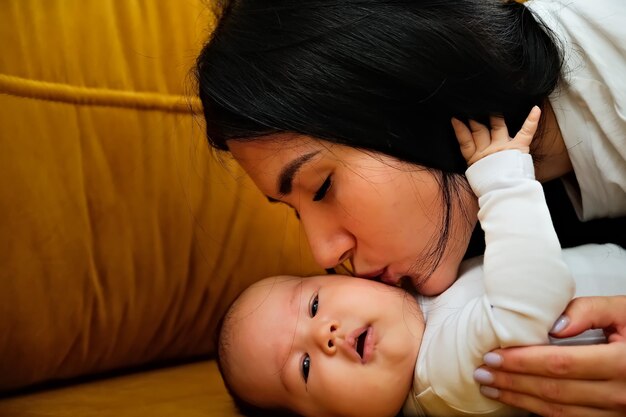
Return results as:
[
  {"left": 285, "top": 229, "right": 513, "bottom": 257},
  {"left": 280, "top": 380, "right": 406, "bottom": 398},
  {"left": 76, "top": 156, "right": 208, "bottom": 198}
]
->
[
  {"left": 358, "top": 268, "right": 386, "bottom": 279},
  {"left": 382, "top": 271, "right": 425, "bottom": 290},
  {"left": 380, "top": 270, "right": 400, "bottom": 285},
  {"left": 357, "top": 266, "right": 421, "bottom": 289}
]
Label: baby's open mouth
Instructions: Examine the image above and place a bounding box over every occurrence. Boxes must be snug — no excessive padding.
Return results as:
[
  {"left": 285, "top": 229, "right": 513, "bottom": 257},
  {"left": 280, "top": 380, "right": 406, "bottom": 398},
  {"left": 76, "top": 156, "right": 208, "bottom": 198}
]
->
[
  {"left": 348, "top": 326, "right": 374, "bottom": 364},
  {"left": 356, "top": 329, "right": 367, "bottom": 359}
]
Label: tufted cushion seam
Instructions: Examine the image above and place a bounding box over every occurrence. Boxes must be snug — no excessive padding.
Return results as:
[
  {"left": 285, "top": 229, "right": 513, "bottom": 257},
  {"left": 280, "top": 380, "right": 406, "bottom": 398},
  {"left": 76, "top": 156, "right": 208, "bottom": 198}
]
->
[{"left": 0, "top": 73, "right": 201, "bottom": 114}]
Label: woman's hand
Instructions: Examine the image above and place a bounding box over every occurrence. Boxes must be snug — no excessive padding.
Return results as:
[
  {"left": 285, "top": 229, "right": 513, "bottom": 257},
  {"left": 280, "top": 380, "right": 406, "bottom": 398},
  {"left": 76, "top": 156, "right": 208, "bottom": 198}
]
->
[{"left": 474, "top": 296, "right": 626, "bottom": 416}]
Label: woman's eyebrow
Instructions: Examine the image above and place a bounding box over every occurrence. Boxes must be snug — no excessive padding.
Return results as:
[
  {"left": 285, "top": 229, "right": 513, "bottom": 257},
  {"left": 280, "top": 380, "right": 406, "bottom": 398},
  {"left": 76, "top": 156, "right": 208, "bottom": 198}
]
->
[{"left": 278, "top": 151, "right": 320, "bottom": 195}]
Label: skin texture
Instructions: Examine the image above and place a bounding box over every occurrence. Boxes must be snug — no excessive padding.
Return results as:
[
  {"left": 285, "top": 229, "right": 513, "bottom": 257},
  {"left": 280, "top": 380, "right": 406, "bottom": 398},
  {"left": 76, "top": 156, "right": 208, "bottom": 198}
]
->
[
  {"left": 229, "top": 136, "right": 478, "bottom": 296},
  {"left": 224, "top": 275, "right": 424, "bottom": 417}
]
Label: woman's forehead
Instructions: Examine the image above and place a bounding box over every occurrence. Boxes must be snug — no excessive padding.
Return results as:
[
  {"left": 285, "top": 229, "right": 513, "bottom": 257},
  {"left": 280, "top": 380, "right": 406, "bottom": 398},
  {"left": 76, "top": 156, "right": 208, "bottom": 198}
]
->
[{"left": 228, "top": 134, "right": 322, "bottom": 160}]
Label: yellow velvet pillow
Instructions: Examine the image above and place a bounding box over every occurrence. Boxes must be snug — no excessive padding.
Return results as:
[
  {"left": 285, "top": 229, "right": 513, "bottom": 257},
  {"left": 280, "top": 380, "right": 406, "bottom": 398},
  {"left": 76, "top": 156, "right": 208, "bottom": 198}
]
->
[{"left": 0, "top": 0, "right": 322, "bottom": 392}]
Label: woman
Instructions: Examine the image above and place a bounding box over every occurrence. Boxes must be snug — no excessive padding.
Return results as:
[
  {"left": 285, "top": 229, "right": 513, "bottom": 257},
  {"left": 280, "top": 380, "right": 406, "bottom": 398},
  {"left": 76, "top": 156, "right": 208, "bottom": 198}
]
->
[{"left": 195, "top": 0, "right": 626, "bottom": 414}]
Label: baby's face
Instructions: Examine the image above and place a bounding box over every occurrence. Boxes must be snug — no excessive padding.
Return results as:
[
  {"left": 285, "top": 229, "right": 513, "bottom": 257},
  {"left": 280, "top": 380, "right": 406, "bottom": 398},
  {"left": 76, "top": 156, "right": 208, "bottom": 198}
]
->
[{"left": 226, "top": 275, "right": 424, "bottom": 417}]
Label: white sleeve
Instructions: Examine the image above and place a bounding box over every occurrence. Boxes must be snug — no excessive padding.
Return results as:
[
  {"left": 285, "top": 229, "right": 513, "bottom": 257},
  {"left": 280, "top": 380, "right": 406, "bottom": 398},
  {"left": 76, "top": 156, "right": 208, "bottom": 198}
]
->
[
  {"left": 413, "top": 150, "right": 576, "bottom": 416},
  {"left": 468, "top": 149, "right": 575, "bottom": 345}
]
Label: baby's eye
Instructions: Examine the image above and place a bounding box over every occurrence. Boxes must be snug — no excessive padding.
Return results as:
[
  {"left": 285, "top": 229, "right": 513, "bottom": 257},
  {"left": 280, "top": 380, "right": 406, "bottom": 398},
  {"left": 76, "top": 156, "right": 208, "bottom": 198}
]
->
[
  {"left": 301, "top": 354, "right": 311, "bottom": 383},
  {"left": 309, "top": 294, "right": 319, "bottom": 317},
  {"left": 313, "top": 175, "right": 331, "bottom": 202}
]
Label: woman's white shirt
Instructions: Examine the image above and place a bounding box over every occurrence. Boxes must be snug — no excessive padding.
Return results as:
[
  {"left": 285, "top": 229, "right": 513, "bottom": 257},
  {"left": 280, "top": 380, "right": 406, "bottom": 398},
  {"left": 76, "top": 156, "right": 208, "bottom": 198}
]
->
[{"left": 528, "top": 0, "right": 626, "bottom": 220}]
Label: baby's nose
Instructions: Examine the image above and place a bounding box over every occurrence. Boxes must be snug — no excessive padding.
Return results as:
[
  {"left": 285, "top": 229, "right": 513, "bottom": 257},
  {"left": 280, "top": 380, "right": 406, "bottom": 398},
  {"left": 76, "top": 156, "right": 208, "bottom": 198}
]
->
[{"left": 315, "top": 320, "right": 339, "bottom": 355}]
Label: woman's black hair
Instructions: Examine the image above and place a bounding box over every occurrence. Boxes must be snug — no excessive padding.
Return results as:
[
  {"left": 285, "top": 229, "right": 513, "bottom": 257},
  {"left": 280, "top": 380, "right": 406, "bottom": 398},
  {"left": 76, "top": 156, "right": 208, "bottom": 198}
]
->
[
  {"left": 196, "top": 0, "right": 563, "bottom": 173},
  {"left": 195, "top": 0, "right": 564, "bottom": 268}
]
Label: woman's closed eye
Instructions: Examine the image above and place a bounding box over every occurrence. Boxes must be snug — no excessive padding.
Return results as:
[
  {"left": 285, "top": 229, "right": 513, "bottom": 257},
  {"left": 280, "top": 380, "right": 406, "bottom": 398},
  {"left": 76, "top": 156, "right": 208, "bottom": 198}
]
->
[{"left": 313, "top": 175, "right": 332, "bottom": 201}]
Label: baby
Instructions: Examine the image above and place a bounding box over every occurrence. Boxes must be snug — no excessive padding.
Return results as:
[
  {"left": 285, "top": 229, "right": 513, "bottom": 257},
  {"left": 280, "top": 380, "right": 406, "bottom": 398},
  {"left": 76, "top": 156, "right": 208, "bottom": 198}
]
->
[{"left": 217, "top": 109, "right": 626, "bottom": 416}]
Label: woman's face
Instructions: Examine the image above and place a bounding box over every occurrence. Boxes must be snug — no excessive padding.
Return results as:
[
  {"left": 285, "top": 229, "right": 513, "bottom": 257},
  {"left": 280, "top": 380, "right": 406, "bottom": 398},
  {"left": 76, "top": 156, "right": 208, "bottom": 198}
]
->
[{"left": 229, "top": 134, "right": 478, "bottom": 295}]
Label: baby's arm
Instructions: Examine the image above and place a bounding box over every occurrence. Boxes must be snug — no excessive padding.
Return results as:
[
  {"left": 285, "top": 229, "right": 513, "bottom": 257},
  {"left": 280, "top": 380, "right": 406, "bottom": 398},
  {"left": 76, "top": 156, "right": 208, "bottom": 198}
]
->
[
  {"left": 452, "top": 106, "right": 575, "bottom": 345},
  {"left": 408, "top": 109, "right": 576, "bottom": 415}
]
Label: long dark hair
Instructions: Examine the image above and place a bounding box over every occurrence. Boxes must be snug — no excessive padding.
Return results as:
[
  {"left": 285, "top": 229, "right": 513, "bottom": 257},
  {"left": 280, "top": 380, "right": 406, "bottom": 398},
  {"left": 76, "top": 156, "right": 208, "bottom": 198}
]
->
[
  {"left": 195, "top": 0, "right": 563, "bottom": 174},
  {"left": 195, "top": 0, "right": 564, "bottom": 268}
]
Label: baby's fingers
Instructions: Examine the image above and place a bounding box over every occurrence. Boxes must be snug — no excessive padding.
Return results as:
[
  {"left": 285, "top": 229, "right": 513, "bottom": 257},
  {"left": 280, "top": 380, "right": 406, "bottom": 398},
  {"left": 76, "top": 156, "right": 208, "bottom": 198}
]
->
[
  {"left": 489, "top": 116, "right": 510, "bottom": 143},
  {"left": 513, "top": 106, "right": 541, "bottom": 146},
  {"left": 468, "top": 119, "right": 491, "bottom": 151},
  {"left": 451, "top": 117, "right": 476, "bottom": 162}
]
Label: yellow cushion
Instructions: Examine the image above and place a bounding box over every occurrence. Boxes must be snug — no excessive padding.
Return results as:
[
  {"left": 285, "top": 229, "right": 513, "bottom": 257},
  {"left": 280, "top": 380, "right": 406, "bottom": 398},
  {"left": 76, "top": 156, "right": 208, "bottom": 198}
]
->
[{"left": 0, "top": 0, "right": 322, "bottom": 392}]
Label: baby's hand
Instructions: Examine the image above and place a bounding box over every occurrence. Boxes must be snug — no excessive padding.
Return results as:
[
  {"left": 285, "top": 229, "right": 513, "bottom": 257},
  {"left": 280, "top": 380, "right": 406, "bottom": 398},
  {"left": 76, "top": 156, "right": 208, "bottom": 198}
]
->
[{"left": 451, "top": 106, "right": 541, "bottom": 166}]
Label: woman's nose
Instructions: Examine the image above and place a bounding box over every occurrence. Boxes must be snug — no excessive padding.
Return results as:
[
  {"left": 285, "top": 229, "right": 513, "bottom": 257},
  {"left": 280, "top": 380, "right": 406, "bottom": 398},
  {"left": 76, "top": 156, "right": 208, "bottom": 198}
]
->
[
  {"left": 314, "top": 319, "right": 339, "bottom": 355},
  {"left": 300, "top": 212, "right": 355, "bottom": 270}
]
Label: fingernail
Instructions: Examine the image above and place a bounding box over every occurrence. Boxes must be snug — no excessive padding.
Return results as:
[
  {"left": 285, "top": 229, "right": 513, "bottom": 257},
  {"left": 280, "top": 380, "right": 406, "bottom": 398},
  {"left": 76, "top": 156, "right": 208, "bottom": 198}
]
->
[
  {"left": 473, "top": 368, "right": 495, "bottom": 384},
  {"left": 480, "top": 385, "right": 501, "bottom": 399},
  {"left": 483, "top": 352, "right": 503, "bottom": 368},
  {"left": 550, "top": 315, "right": 570, "bottom": 334}
]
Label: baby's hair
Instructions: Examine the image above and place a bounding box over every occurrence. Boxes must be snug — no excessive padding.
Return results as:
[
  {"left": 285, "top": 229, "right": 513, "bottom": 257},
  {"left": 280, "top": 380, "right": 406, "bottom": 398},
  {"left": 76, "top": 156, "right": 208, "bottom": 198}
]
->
[{"left": 217, "top": 297, "right": 303, "bottom": 417}]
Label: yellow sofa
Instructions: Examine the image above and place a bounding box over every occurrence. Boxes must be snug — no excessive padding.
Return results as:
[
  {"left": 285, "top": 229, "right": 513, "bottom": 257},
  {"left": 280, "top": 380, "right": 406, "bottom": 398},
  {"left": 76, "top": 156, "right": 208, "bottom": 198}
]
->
[{"left": 0, "top": 1, "right": 323, "bottom": 415}]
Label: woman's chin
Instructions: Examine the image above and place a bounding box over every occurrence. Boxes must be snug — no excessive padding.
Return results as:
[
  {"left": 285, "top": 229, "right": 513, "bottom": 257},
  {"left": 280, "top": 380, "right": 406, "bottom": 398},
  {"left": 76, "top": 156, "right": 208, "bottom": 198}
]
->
[{"left": 414, "top": 267, "right": 459, "bottom": 296}]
